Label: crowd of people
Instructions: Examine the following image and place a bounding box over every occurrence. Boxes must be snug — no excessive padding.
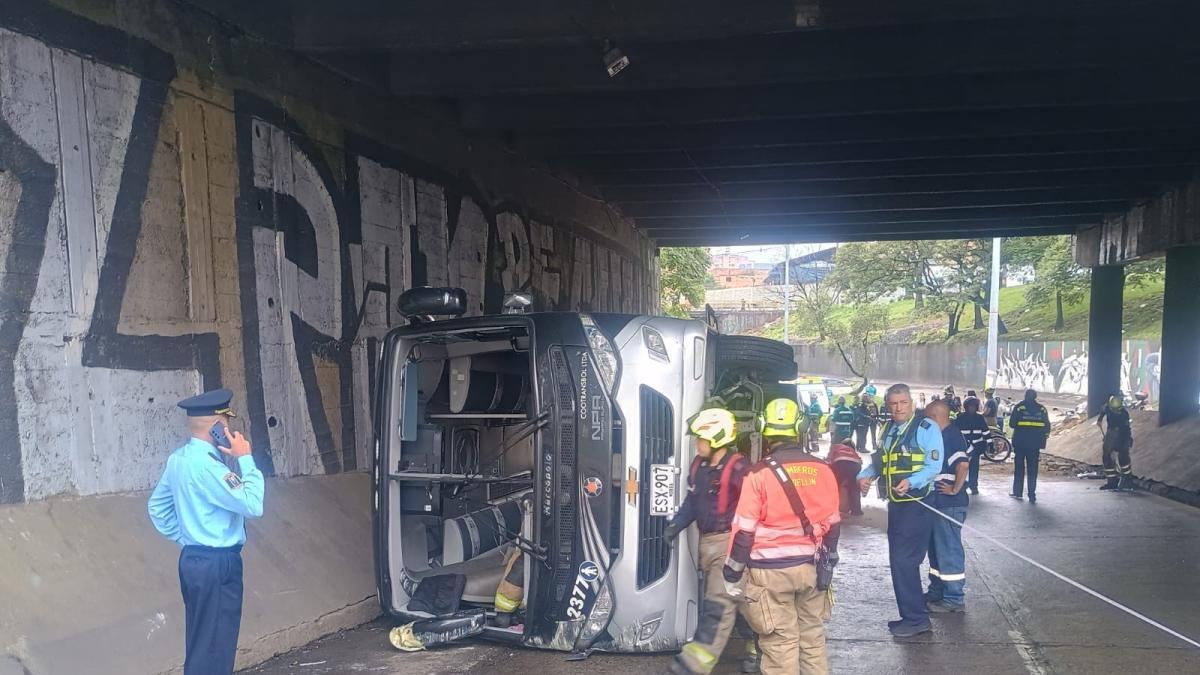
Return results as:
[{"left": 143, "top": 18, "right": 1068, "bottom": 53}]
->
[
  {"left": 664, "top": 382, "right": 1062, "bottom": 675},
  {"left": 146, "top": 382, "right": 1131, "bottom": 675}
]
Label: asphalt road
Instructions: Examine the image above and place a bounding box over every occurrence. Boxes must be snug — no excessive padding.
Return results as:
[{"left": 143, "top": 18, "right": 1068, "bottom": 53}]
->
[{"left": 242, "top": 464, "right": 1200, "bottom": 675}]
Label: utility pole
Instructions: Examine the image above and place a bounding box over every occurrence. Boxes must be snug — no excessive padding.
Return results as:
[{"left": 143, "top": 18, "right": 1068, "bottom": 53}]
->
[
  {"left": 986, "top": 237, "right": 1002, "bottom": 388},
  {"left": 783, "top": 244, "right": 791, "bottom": 344}
]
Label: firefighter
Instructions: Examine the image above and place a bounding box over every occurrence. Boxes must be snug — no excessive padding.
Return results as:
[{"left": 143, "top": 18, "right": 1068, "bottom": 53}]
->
[
  {"left": 1096, "top": 394, "right": 1134, "bottom": 491},
  {"left": 723, "top": 399, "right": 841, "bottom": 675},
  {"left": 827, "top": 438, "right": 864, "bottom": 516},
  {"left": 1009, "top": 389, "right": 1051, "bottom": 503},
  {"left": 856, "top": 383, "right": 943, "bottom": 637},
  {"left": 666, "top": 408, "right": 758, "bottom": 675},
  {"left": 493, "top": 546, "right": 525, "bottom": 628}
]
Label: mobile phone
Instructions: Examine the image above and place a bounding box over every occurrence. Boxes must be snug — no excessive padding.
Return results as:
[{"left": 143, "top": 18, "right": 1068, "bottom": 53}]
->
[{"left": 210, "top": 422, "right": 232, "bottom": 450}]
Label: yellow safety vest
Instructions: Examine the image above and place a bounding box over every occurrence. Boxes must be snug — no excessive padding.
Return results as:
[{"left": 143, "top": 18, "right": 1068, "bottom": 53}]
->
[{"left": 877, "top": 416, "right": 931, "bottom": 502}]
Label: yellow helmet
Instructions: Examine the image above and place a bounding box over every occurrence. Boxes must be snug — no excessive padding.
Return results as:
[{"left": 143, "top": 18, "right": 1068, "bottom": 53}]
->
[
  {"left": 688, "top": 408, "right": 737, "bottom": 448},
  {"left": 760, "top": 398, "right": 801, "bottom": 438},
  {"left": 1108, "top": 395, "right": 1124, "bottom": 410}
]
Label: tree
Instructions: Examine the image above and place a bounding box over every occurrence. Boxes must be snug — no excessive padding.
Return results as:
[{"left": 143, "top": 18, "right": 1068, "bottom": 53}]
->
[
  {"left": 658, "top": 247, "right": 711, "bottom": 318},
  {"left": 824, "top": 302, "right": 891, "bottom": 383},
  {"left": 831, "top": 239, "right": 998, "bottom": 338},
  {"left": 783, "top": 275, "right": 889, "bottom": 383},
  {"left": 1020, "top": 235, "right": 1090, "bottom": 331},
  {"left": 831, "top": 240, "right": 937, "bottom": 306},
  {"left": 923, "top": 239, "right": 992, "bottom": 337},
  {"left": 1126, "top": 257, "right": 1165, "bottom": 288}
]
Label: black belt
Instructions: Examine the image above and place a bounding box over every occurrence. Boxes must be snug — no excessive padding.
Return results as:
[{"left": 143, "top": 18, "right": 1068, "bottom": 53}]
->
[{"left": 183, "top": 544, "right": 243, "bottom": 553}]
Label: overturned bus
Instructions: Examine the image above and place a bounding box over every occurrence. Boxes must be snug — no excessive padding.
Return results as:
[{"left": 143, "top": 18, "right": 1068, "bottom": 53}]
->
[{"left": 372, "top": 288, "right": 795, "bottom": 655}]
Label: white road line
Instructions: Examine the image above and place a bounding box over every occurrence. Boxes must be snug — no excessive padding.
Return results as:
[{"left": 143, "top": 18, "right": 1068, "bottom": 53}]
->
[{"left": 915, "top": 498, "right": 1200, "bottom": 650}]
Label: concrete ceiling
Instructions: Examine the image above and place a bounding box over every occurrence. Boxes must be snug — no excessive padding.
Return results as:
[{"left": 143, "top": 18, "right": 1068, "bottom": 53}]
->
[{"left": 194, "top": 0, "right": 1200, "bottom": 246}]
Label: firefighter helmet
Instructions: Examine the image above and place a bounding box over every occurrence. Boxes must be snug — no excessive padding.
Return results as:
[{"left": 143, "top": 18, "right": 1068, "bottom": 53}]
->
[
  {"left": 687, "top": 408, "right": 737, "bottom": 448},
  {"left": 759, "top": 398, "right": 801, "bottom": 438}
]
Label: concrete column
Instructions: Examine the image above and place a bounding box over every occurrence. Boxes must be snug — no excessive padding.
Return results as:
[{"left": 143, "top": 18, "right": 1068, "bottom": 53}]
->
[
  {"left": 1087, "top": 265, "right": 1124, "bottom": 417},
  {"left": 1159, "top": 245, "right": 1200, "bottom": 425}
]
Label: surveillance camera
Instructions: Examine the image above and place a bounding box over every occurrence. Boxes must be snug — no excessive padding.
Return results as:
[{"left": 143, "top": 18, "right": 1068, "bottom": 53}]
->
[{"left": 603, "top": 45, "right": 630, "bottom": 78}]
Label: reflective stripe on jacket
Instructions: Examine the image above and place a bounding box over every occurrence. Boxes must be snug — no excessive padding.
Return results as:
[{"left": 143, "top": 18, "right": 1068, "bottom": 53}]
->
[
  {"left": 725, "top": 445, "right": 839, "bottom": 570},
  {"left": 1010, "top": 401, "right": 1051, "bottom": 449},
  {"left": 872, "top": 415, "right": 939, "bottom": 502}
]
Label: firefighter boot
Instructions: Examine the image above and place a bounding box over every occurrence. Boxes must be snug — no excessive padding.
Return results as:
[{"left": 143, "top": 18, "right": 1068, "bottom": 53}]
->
[{"left": 739, "top": 638, "right": 761, "bottom": 673}]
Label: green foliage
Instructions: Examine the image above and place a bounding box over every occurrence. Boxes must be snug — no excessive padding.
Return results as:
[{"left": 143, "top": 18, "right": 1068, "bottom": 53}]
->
[
  {"left": 1017, "top": 235, "right": 1090, "bottom": 331},
  {"left": 831, "top": 239, "right": 994, "bottom": 337},
  {"left": 659, "top": 247, "right": 711, "bottom": 318},
  {"left": 760, "top": 278, "right": 1163, "bottom": 344},
  {"left": 830, "top": 240, "right": 936, "bottom": 304},
  {"left": 1126, "top": 257, "right": 1166, "bottom": 288},
  {"left": 824, "top": 302, "right": 891, "bottom": 378}
]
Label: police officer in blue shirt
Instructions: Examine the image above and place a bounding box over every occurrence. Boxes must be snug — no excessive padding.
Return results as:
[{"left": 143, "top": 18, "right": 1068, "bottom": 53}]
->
[
  {"left": 857, "top": 383, "right": 943, "bottom": 637},
  {"left": 148, "top": 389, "right": 265, "bottom": 675}
]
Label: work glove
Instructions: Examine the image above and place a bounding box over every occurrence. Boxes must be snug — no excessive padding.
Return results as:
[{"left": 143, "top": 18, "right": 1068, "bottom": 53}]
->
[
  {"left": 663, "top": 519, "right": 683, "bottom": 542},
  {"left": 722, "top": 561, "right": 745, "bottom": 598}
]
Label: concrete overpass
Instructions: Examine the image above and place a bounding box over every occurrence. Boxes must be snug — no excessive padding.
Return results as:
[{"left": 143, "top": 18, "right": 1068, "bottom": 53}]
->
[{"left": 0, "top": 1, "right": 1197, "bottom": 673}]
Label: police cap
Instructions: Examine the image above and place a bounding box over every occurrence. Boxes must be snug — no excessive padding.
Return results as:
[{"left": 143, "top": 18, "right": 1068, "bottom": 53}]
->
[{"left": 178, "top": 388, "right": 237, "bottom": 417}]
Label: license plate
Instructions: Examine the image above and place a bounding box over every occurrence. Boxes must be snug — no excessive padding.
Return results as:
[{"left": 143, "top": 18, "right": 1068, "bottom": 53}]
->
[{"left": 649, "top": 463, "right": 678, "bottom": 516}]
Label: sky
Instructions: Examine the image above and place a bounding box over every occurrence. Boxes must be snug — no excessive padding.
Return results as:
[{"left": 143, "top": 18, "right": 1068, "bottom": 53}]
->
[{"left": 708, "top": 243, "right": 837, "bottom": 264}]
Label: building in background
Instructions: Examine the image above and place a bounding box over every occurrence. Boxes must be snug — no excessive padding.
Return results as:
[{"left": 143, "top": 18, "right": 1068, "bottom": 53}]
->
[
  {"left": 709, "top": 252, "right": 774, "bottom": 288},
  {"left": 763, "top": 247, "right": 837, "bottom": 286}
]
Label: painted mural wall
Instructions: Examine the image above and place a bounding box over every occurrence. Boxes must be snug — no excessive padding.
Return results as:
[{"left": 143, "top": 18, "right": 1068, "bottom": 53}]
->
[
  {"left": 0, "top": 8, "right": 656, "bottom": 503},
  {"left": 794, "top": 340, "right": 1162, "bottom": 401}
]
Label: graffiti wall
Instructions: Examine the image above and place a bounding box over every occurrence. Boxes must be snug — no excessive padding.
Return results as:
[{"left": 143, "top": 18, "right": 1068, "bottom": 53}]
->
[
  {"left": 794, "top": 340, "right": 1162, "bottom": 400},
  {"left": 0, "top": 7, "right": 655, "bottom": 503},
  {"left": 994, "top": 340, "right": 1162, "bottom": 400}
]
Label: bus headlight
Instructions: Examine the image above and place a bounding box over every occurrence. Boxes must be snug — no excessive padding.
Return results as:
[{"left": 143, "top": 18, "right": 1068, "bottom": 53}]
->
[
  {"left": 580, "top": 315, "right": 619, "bottom": 395},
  {"left": 579, "top": 584, "right": 614, "bottom": 643}
]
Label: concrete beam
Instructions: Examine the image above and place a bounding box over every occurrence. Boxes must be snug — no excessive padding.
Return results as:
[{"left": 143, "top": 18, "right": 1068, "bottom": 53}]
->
[
  {"left": 296, "top": 0, "right": 1182, "bottom": 53},
  {"left": 652, "top": 219, "right": 1081, "bottom": 247},
  {"left": 1087, "top": 265, "right": 1125, "bottom": 417},
  {"left": 1075, "top": 171, "right": 1200, "bottom": 265},
  {"left": 622, "top": 186, "right": 1145, "bottom": 220},
  {"left": 460, "top": 67, "right": 1200, "bottom": 131},
  {"left": 382, "top": 10, "right": 1198, "bottom": 95},
  {"left": 1159, "top": 245, "right": 1200, "bottom": 425},
  {"left": 602, "top": 168, "right": 1183, "bottom": 204},
  {"left": 590, "top": 149, "right": 1200, "bottom": 188},
  {"left": 639, "top": 205, "right": 1110, "bottom": 232},
  {"left": 521, "top": 102, "right": 1200, "bottom": 157}
]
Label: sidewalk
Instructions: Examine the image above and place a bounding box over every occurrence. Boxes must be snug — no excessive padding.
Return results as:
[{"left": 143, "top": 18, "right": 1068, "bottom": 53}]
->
[{"left": 244, "top": 467, "right": 1200, "bottom": 674}]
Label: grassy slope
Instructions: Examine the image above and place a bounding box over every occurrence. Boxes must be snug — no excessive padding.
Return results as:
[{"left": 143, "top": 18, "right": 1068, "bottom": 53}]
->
[{"left": 754, "top": 278, "right": 1164, "bottom": 344}]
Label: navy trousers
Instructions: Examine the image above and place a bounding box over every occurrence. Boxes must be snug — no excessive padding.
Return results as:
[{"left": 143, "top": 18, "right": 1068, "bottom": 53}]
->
[
  {"left": 179, "top": 545, "right": 244, "bottom": 675},
  {"left": 1012, "top": 446, "right": 1040, "bottom": 497},
  {"left": 887, "top": 500, "right": 934, "bottom": 626}
]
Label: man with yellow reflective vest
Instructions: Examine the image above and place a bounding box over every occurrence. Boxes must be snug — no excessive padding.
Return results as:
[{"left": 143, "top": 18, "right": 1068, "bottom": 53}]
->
[
  {"left": 668, "top": 408, "right": 759, "bottom": 675},
  {"left": 1009, "top": 389, "right": 1051, "bottom": 503},
  {"left": 856, "top": 383, "right": 943, "bottom": 637}
]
